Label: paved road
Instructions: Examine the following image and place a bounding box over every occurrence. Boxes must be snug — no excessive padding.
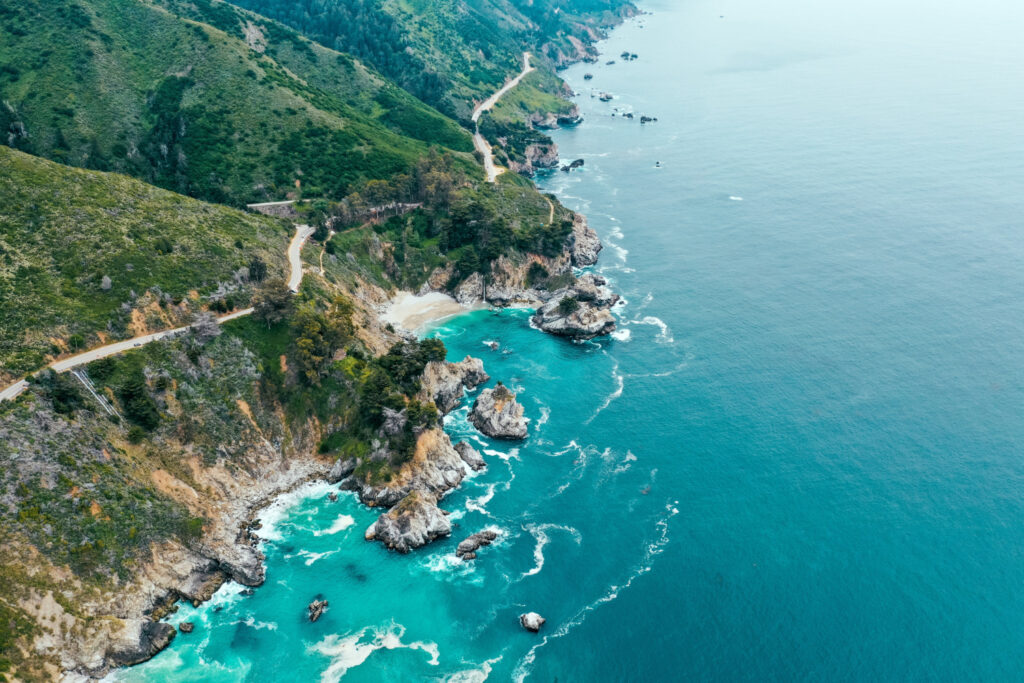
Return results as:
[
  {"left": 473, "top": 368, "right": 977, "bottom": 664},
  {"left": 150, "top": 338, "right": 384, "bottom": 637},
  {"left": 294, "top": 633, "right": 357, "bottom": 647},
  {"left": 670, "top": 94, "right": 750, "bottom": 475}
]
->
[
  {"left": 0, "top": 225, "right": 312, "bottom": 403},
  {"left": 472, "top": 53, "right": 535, "bottom": 182}
]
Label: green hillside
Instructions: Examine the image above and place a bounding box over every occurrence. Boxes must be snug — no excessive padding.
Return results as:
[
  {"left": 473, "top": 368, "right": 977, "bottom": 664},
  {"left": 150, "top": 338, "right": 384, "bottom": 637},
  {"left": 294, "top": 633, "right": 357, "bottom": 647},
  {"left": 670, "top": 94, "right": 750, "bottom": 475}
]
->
[
  {"left": 226, "top": 0, "right": 636, "bottom": 117},
  {"left": 0, "top": 0, "right": 473, "bottom": 206},
  {"left": 0, "top": 146, "right": 291, "bottom": 379}
]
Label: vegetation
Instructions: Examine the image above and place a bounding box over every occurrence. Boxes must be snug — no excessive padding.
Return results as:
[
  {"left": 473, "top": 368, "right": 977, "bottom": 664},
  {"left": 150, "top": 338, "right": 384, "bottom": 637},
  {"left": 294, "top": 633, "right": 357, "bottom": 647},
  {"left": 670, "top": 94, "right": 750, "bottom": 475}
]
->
[
  {"left": 0, "top": 0, "right": 472, "bottom": 206},
  {"left": 0, "top": 147, "right": 289, "bottom": 379}
]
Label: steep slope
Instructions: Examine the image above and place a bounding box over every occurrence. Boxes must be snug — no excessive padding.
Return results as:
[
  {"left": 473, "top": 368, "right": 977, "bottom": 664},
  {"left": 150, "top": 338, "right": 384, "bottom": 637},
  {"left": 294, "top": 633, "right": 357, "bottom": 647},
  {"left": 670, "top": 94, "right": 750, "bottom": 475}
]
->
[
  {"left": 0, "top": 146, "right": 292, "bottom": 381},
  {"left": 227, "top": 0, "right": 637, "bottom": 117},
  {"left": 0, "top": 0, "right": 473, "bottom": 206}
]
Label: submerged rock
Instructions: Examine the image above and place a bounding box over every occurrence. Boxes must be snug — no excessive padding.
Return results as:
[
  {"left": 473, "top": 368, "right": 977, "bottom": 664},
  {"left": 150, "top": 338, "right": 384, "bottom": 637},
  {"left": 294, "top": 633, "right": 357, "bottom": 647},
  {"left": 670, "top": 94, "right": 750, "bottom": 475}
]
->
[
  {"left": 520, "top": 612, "right": 546, "bottom": 632},
  {"left": 454, "top": 441, "right": 486, "bottom": 471},
  {"left": 308, "top": 599, "right": 328, "bottom": 622},
  {"left": 364, "top": 491, "right": 451, "bottom": 553},
  {"left": 469, "top": 385, "right": 528, "bottom": 440},
  {"left": 456, "top": 529, "right": 500, "bottom": 561}
]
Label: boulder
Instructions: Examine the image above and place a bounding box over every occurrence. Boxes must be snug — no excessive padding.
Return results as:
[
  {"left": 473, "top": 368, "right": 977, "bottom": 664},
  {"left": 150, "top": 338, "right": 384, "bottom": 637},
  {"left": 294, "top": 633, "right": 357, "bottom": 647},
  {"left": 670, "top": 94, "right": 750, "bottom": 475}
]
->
[
  {"left": 178, "top": 621, "right": 195, "bottom": 634},
  {"left": 364, "top": 492, "right": 451, "bottom": 553},
  {"left": 469, "top": 385, "right": 528, "bottom": 440},
  {"left": 308, "top": 599, "right": 328, "bottom": 622},
  {"left": 456, "top": 529, "right": 500, "bottom": 560},
  {"left": 454, "top": 441, "right": 486, "bottom": 471},
  {"left": 520, "top": 612, "right": 546, "bottom": 632},
  {"left": 327, "top": 456, "right": 356, "bottom": 484}
]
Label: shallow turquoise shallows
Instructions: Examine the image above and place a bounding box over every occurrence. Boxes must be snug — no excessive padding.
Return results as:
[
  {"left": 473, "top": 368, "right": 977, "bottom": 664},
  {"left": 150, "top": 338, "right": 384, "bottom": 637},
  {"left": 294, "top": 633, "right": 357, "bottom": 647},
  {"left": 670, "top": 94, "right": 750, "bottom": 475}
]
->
[{"left": 118, "top": 0, "right": 1024, "bottom": 679}]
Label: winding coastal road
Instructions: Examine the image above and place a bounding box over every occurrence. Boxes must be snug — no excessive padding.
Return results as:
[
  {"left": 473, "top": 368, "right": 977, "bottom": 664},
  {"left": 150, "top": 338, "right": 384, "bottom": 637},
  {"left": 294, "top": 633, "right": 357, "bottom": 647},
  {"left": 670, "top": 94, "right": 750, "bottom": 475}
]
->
[
  {"left": 0, "top": 224, "right": 314, "bottom": 404},
  {"left": 472, "top": 52, "right": 535, "bottom": 182}
]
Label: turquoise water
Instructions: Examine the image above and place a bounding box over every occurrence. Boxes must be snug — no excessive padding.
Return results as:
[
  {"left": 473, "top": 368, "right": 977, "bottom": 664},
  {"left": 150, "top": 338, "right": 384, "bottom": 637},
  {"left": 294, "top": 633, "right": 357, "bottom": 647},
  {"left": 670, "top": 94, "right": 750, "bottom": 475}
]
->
[{"left": 121, "top": 0, "right": 1024, "bottom": 680}]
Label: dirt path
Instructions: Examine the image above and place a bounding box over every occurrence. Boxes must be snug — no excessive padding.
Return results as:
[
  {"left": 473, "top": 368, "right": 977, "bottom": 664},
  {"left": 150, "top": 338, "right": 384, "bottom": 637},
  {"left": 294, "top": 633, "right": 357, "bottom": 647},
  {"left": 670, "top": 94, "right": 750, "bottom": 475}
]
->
[
  {"left": 0, "top": 225, "right": 313, "bottom": 403},
  {"left": 472, "top": 53, "right": 535, "bottom": 183}
]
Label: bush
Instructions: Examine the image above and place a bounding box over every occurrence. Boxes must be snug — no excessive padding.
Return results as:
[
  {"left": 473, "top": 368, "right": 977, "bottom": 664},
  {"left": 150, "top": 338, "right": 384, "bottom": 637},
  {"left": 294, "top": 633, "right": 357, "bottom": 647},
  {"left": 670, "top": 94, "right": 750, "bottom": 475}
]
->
[{"left": 558, "top": 296, "right": 579, "bottom": 315}]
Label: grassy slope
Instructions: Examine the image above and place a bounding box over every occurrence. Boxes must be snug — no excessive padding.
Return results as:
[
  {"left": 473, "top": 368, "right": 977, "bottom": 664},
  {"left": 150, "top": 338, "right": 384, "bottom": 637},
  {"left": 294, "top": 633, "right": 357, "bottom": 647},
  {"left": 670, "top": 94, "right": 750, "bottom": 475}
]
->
[
  {"left": 0, "top": 0, "right": 472, "bottom": 206},
  {"left": 0, "top": 146, "right": 290, "bottom": 379}
]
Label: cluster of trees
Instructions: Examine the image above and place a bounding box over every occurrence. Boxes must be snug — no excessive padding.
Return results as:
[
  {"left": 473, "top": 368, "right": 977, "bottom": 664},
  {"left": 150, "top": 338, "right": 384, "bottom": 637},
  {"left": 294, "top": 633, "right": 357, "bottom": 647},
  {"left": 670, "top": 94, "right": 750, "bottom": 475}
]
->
[{"left": 291, "top": 296, "right": 355, "bottom": 384}]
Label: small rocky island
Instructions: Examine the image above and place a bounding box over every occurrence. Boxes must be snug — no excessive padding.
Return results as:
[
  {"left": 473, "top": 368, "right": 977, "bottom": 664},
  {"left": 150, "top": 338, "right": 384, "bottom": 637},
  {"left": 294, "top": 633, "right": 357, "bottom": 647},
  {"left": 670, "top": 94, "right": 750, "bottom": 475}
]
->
[
  {"left": 469, "top": 384, "right": 528, "bottom": 439},
  {"left": 520, "top": 612, "right": 546, "bottom": 632},
  {"left": 456, "top": 529, "right": 500, "bottom": 561},
  {"left": 532, "top": 273, "right": 619, "bottom": 340}
]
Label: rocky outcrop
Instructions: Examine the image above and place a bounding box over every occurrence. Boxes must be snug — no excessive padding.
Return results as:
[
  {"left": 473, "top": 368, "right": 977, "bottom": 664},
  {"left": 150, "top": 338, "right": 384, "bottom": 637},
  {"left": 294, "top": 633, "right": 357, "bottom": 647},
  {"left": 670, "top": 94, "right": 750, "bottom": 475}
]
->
[
  {"left": 509, "top": 142, "right": 560, "bottom": 177},
  {"left": 308, "top": 599, "right": 328, "bottom": 622},
  {"left": 567, "top": 213, "right": 602, "bottom": 267},
  {"left": 520, "top": 612, "right": 546, "bottom": 632},
  {"left": 456, "top": 529, "right": 499, "bottom": 561},
  {"left": 531, "top": 273, "right": 619, "bottom": 340},
  {"left": 419, "top": 356, "right": 489, "bottom": 414},
  {"left": 178, "top": 621, "right": 195, "bottom": 634},
  {"left": 557, "top": 105, "right": 583, "bottom": 126},
  {"left": 454, "top": 272, "right": 485, "bottom": 305},
  {"left": 455, "top": 441, "right": 486, "bottom": 471},
  {"left": 561, "top": 158, "right": 585, "bottom": 172},
  {"left": 364, "top": 491, "right": 451, "bottom": 553},
  {"left": 469, "top": 385, "right": 528, "bottom": 439},
  {"left": 344, "top": 427, "right": 467, "bottom": 508},
  {"left": 107, "top": 621, "right": 177, "bottom": 667}
]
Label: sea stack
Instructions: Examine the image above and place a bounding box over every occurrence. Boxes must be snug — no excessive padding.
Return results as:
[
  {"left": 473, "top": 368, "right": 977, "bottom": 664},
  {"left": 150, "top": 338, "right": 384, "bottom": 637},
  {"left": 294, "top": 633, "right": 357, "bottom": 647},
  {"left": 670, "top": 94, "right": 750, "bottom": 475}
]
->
[
  {"left": 520, "top": 612, "right": 546, "bottom": 632},
  {"left": 469, "top": 384, "right": 528, "bottom": 439}
]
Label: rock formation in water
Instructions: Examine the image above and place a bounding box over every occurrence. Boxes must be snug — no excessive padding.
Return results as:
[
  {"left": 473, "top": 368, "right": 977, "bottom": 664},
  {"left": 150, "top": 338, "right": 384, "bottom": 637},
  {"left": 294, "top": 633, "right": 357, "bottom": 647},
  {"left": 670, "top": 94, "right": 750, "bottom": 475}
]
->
[
  {"left": 456, "top": 529, "right": 500, "bottom": 561},
  {"left": 308, "top": 599, "right": 328, "bottom": 622},
  {"left": 455, "top": 441, "right": 487, "bottom": 471},
  {"left": 531, "top": 273, "right": 619, "bottom": 340},
  {"left": 469, "top": 384, "right": 528, "bottom": 439},
  {"left": 418, "top": 356, "right": 489, "bottom": 413},
  {"left": 520, "top": 612, "right": 546, "bottom": 632},
  {"left": 364, "top": 491, "right": 451, "bottom": 553}
]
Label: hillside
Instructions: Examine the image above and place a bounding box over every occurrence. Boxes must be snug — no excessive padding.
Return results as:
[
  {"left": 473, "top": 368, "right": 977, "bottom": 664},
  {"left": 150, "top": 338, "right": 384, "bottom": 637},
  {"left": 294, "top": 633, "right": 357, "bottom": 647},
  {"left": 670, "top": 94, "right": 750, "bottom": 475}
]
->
[
  {"left": 0, "top": 0, "right": 473, "bottom": 206},
  {"left": 227, "top": 0, "right": 637, "bottom": 117},
  {"left": 0, "top": 146, "right": 291, "bottom": 380}
]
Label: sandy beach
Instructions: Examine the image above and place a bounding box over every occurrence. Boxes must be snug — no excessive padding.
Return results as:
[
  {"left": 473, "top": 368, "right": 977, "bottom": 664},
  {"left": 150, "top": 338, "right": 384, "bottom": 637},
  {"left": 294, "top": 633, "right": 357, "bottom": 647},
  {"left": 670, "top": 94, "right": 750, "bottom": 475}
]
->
[{"left": 381, "top": 291, "right": 476, "bottom": 332}]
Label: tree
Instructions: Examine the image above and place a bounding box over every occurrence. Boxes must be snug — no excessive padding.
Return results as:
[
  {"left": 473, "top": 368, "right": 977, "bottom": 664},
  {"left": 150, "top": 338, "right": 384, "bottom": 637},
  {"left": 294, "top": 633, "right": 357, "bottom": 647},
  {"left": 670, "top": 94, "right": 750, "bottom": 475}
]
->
[
  {"left": 248, "top": 256, "right": 268, "bottom": 283},
  {"left": 252, "top": 278, "right": 293, "bottom": 327},
  {"left": 558, "top": 296, "right": 579, "bottom": 316},
  {"left": 291, "top": 300, "right": 351, "bottom": 384},
  {"left": 190, "top": 312, "right": 221, "bottom": 344}
]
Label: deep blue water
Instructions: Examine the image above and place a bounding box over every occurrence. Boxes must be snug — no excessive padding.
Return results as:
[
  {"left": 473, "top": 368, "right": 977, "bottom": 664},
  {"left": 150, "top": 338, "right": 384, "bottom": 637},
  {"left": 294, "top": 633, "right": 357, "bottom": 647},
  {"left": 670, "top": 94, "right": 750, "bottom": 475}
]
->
[{"left": 120, "top": 0, "right": 1024, "bottom": 680}]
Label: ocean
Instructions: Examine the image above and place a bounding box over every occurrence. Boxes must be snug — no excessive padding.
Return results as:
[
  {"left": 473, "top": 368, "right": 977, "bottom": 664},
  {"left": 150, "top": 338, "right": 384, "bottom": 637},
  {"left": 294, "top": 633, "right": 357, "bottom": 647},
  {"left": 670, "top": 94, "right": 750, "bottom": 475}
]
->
[{"left": 118, "top": 0, "right": 1024, "bottom": 679}]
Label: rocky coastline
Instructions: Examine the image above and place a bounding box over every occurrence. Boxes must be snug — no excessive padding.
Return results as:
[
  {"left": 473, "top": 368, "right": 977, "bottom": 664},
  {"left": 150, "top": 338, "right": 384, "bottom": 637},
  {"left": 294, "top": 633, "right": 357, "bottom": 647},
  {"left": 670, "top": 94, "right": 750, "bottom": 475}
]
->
[{"left": 55, "top": 9, "right": 636, "bottom": 680}]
